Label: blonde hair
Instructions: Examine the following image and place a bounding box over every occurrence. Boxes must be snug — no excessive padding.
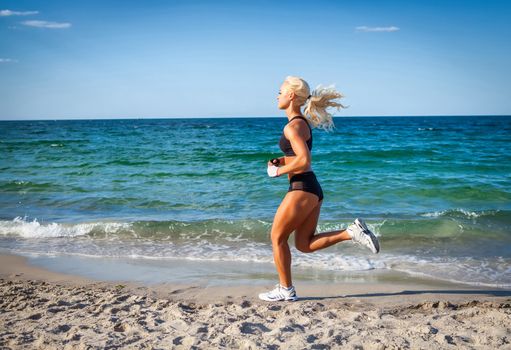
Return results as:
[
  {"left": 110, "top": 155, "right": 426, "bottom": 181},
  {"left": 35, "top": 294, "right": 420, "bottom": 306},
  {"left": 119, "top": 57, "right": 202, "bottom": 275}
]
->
[{"left": 283, "top": 75, "right": 347, "bottom": 131}]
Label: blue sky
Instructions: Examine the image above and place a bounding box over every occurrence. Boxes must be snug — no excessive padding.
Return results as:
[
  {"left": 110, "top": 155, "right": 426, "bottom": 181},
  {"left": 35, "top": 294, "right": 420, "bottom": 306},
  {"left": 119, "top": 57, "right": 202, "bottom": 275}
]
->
[{"left": 0, "top": 0, "right": 510, "bottom": 119}]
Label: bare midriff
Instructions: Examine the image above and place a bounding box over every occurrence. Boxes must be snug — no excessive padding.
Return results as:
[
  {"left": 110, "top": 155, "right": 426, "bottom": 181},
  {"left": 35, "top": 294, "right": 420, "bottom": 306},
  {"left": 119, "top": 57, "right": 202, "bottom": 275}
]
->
[{"left": 284, "top": 155, "right": 313, "bottom": 180}]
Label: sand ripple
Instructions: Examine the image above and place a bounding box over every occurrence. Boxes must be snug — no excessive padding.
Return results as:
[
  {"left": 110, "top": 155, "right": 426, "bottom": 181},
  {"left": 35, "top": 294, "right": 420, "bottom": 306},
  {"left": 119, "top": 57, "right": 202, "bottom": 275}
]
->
[{"left": 0, "top": 279, "right": 510, "bottom": 349}]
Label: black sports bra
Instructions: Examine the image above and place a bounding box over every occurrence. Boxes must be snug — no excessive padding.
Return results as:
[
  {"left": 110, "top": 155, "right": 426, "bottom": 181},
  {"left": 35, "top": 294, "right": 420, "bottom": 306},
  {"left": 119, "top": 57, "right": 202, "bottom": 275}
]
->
[{"left": 279, "top": 116, "right": 313, "bottom": 156}]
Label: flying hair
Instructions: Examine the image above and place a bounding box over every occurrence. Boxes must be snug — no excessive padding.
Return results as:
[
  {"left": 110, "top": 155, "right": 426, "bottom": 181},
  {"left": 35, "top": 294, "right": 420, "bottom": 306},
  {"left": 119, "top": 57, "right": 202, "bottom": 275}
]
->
[{"left": 283, "top": 76, "right": 348, "bottom": 131}]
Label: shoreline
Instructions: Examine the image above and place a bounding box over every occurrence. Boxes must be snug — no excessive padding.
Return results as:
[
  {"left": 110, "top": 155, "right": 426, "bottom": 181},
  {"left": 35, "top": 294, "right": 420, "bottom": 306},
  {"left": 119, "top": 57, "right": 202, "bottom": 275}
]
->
[
  {"left": 1, "top": 252, "right": 510, "bottom": 349},
  {"left": 1, "top": 252, "right": 510, "bottom": 304}
]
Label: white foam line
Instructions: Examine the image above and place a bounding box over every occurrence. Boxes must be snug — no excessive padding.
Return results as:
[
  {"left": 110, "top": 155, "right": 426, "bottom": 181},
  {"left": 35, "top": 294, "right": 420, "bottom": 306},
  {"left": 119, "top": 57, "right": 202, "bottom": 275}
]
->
[{"left": 0, "top": 217, "right": 132, "bottom": 238}]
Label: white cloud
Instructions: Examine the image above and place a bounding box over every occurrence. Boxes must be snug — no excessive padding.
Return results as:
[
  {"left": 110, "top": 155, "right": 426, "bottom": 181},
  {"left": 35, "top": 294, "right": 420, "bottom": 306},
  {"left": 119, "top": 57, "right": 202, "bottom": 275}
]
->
[
  {"left": 0, "top": 58, "right": 18, "bottom": 63},
  {"left": 21, "top": 20, "right": 71, "bottom": 29},
  {"left": 0, "top": 9, "right": 39, "bottom": 16},
  {"left": 356, "top": 26, "right": 400, "bottom": 33}
]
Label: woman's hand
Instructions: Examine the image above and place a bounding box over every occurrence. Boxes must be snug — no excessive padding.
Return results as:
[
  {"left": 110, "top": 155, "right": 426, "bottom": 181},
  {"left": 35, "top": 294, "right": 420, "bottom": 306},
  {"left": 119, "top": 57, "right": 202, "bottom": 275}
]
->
[{"left": 267, "top": 164, "right": 280, "bottom": 177}]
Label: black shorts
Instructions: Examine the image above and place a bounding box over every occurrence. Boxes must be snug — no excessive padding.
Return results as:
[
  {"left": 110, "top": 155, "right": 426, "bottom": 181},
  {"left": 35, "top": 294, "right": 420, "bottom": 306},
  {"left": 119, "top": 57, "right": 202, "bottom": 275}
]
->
[{"left": 288, "top": 171, "right": 324, "bottom": 201}]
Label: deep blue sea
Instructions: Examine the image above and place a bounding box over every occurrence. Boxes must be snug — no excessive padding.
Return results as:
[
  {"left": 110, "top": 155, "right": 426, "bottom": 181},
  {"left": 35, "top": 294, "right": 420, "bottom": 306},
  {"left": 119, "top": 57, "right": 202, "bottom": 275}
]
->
[{"left": 1, "top": 116, "right": 510, "bottom": 287}]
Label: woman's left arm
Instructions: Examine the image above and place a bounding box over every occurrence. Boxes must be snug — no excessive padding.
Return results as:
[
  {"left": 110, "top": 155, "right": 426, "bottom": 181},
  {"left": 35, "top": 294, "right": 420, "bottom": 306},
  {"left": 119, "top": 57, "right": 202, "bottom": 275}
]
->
[{"left": 276, "top": 126, "right": 311, "bottom": 176}]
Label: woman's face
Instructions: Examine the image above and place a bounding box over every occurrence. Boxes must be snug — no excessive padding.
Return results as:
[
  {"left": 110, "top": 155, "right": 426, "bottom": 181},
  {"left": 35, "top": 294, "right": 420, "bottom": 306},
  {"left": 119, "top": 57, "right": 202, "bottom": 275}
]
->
[{"left": 277, "top": 83, "right": 293, "bottom": 110}]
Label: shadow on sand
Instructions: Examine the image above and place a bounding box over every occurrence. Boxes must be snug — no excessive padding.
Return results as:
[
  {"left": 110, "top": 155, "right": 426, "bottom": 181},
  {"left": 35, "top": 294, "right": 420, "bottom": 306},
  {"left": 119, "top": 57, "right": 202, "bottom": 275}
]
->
[{"left": 298, "top": 289, "right": 511, "bottom": 302}]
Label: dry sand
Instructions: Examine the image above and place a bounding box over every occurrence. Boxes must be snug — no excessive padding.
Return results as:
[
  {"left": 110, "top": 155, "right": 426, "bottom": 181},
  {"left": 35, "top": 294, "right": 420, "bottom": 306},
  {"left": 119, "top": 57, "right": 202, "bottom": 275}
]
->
[{"left": 1, "top": 253, "right": 510, "bottom": 349}]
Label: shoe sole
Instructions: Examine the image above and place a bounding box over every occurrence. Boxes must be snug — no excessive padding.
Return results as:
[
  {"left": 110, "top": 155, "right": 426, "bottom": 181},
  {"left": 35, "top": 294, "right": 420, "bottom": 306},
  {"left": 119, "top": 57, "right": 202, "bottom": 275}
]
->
[
  {"left": 258, "top": 294, "right": 298, "bottom": 302},
  {"left": 355, "top": 218, "right": 380, "bottom": 254}
]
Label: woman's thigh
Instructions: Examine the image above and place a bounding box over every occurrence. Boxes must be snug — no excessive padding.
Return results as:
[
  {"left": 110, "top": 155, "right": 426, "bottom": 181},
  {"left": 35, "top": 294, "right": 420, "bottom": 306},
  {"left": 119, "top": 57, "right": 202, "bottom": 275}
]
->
[
  {"left": 294, "top": 200, "right": 322, "bottom": 251},
  {"left": 271, "top": 191, "right": 320, "bottom": 243}
]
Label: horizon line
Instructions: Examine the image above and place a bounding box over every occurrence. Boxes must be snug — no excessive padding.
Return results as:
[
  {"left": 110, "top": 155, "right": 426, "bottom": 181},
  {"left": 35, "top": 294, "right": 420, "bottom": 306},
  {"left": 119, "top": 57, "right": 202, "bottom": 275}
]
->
[{"left": 1, "top": 114, "right": 510, "bottom": 121}]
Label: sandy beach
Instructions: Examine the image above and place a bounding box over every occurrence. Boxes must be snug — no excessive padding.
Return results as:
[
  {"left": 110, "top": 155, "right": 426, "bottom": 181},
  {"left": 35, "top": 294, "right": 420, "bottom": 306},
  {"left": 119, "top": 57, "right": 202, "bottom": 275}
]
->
[
  {"left": 2, "top": 0, "right": 511, "bottom": 346},
  {"left": 0, "top": 253, "right": 510, "bottom": 349}
]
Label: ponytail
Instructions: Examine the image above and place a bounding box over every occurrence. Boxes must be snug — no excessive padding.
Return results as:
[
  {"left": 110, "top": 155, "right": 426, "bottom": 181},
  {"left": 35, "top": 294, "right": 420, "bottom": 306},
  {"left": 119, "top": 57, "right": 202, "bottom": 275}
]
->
[
  {"left": 303, "top": 84, "right": 347, "bottom": 131},
  {"left": 283, "top": 76, "right": 347, "bottom": 131}
]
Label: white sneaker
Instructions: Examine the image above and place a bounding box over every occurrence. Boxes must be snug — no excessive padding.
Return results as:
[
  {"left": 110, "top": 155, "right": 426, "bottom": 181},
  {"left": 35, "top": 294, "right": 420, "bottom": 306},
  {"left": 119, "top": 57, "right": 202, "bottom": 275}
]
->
[
  {"left": 347, "top": 218, "right": 380, "bottom": 254},
  {"left": 258, "top": 284, "right": 298, "bottom": 302}
]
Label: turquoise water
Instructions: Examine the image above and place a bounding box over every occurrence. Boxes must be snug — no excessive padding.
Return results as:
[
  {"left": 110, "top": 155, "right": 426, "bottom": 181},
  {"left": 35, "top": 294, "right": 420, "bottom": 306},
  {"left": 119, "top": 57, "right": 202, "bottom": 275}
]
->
[{"left": 1, "top": 116, "right": 510, "bottom": 287}]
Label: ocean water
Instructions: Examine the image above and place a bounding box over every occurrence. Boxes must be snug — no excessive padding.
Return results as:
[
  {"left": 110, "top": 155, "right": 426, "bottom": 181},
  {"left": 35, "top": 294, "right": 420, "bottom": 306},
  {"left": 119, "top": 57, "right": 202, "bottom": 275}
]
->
[{"left": 1, "top": 116, "right": 510, "bottom": 287}]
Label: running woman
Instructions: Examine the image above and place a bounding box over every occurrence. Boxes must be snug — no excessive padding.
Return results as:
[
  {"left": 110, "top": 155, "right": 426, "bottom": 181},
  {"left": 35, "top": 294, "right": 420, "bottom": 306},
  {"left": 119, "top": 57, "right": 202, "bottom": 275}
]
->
[{"left": 259, "top": 76, "right": 380, "bottom": 302}]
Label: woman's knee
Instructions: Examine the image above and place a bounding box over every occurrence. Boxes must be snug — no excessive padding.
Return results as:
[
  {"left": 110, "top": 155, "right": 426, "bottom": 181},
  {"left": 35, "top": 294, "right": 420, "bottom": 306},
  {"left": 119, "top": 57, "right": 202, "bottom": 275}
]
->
[
  {"left": 271, "top": 229, "right": 290, "bottom": 246},
  {"left": 295, "top": 237, "right": 314, "bottom": 253},
  {"left": 296, "top": 245, "right": 313, "bottom": 253}
]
